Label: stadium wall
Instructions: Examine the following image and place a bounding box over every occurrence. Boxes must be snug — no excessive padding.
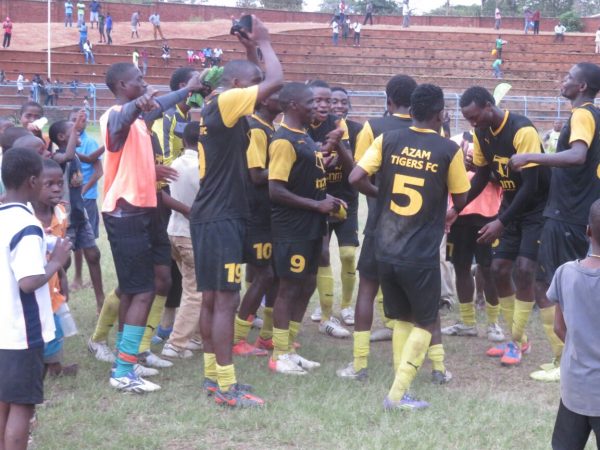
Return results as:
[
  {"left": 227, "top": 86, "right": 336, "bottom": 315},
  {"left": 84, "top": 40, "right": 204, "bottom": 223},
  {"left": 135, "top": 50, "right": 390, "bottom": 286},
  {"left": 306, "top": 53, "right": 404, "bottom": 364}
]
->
[{"left": 2, "top": 1, "right": 599, "bottom": 32}]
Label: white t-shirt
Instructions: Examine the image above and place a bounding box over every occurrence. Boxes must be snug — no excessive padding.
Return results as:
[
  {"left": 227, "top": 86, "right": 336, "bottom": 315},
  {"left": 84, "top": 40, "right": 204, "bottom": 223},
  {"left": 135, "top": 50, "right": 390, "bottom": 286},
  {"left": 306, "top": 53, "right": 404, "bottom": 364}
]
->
[
  {"left": 332, "top": 22, "right": 339, "bottom": 33},
  {"left": 83, "top": 41, "right": 92, "bottom": 52},
  {"left": 555, "top": 24, "right": 566, "bottom": 34},
  {"left": 353, "top": 23, "right": 362, "bottom": 33},
  {"left": 168, "top": 149, "right": 200, "bottom": 238},
  {"left": 0, "top": 203, "right": 55, "bottom": 350},
  {"left": 595, "top": 30, "right": 600, "bottom": 43}
]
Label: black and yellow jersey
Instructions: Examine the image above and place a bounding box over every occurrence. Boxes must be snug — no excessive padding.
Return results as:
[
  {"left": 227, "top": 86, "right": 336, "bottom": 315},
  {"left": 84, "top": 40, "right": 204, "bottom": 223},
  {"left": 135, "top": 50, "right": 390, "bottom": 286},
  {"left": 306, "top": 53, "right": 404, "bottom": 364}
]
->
[
  {"left": 246, "top": 113, "right": 275, "bottom": 231},
  {"left": 545, "top": 103, "right": 600, "bottom": 225},
  {"left": 151, "top": 103, "right": 190, "bottom": 167},
  {"left": 473, "top": 110, "right": 549, "bottom": 209},
  {"left": 269, "top": 123, "right": 327, "bottom": 240},
  {"left": 355, "top": 113, "right": 412, "bottom": 236},
  {"left": 357, "top": 126, "right": 470, "bottom": 268},
  {"left": 190, "top": 86, "right": 258, "bottom": 224},
  {"left": 346, "top": 118, "right": 362, "bottom": 156},
  {"left": 308, "top": 114, "right": 357, "bottom": 208}
]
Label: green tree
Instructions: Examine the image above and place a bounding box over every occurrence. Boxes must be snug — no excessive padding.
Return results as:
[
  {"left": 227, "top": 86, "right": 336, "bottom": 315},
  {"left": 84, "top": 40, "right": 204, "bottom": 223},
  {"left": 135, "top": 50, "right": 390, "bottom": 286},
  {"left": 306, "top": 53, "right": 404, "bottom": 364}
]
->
[
  {"left": 261, "top": 0, "right": 304, "bottom": 11},
  {"left": 427, "top": 4, "right": 483, "bottom": 16},
  {"left": 237, "top": 0, "right": 258, "bottom": 6},
  {"left": 481, "top": 0, "right": 573, "bottom": 16}
]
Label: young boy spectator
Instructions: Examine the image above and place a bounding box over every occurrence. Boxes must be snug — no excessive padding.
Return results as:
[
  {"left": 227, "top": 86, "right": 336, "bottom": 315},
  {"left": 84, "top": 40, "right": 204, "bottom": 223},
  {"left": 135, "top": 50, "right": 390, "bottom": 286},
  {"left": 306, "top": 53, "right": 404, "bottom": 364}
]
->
[
  {"left": 105, "top": 13, "right": 112, "bottom": 45},
  {"left": 49, "top": 113, "right": 105, "bottom": 314},
  {"left": 550, "top": 199, "right": 600, "bottom": 449},
  {"left": 555, "top": 22, "right": 566, "bottom": 42},
  {"left": 33, "top": 158, "right": 79, "bottom": 377},
  {"left": 76, "top": 1, "right": 85, "bottom": 26},
  {"left": 492, "top": 58, "right": 502, "bottom": 79},
  {"left": 0, "top": 147, "right": 71, "bottom": 450}
]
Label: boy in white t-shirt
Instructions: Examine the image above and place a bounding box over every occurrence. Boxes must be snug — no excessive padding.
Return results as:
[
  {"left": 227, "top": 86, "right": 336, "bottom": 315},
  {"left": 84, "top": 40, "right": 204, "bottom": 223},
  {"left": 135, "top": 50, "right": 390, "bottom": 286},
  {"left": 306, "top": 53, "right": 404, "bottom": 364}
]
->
[{"left": 0, "top": 147, "right": 71, "bottom": 449}]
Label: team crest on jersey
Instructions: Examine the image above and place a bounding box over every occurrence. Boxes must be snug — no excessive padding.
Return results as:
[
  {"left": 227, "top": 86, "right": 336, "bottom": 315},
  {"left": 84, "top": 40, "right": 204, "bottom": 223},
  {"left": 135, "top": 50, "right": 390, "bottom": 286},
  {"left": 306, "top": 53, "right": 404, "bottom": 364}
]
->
[
  {"left": 492, "top": 155, "right": 510, "bottom": 178},
  {"left": 315, "top": 152, "right": 326, "bottom": 172}
]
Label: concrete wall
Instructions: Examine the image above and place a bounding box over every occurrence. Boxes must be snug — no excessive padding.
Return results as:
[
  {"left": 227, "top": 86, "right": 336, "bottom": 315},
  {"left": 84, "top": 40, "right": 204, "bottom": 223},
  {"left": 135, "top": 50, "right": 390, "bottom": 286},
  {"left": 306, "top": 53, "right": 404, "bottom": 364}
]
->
[{"left": 1, "top": 1, "right": 598, "bottom": 32}]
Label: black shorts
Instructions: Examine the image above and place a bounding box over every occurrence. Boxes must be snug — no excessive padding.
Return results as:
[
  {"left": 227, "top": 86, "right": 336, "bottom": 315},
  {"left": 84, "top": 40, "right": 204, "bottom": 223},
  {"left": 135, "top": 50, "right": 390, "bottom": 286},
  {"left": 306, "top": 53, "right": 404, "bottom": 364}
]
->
[
  {"left": 244, "top": 229, "right": 273, "bottom": 268},
  {"left": 378, "top": 262, "right": 440, "bottom": 327},
  {"left": 103, "top": 211, "right": 170, "bottom": 295},
  {"left": 83, "top": 198, "right": 100, "bottom": 238},
  {"left": 447, "top": 222, "right": 492, "bottom": 269},
  {"left": 166, "top": 260, "right": 182, "bottom": 308},
  {"left": 273, "top": 238, "right": 322, "bottom": 279},
  {"left": 0, "top": 347, "right": 44, "bottom": 404},
  {"left": 492, "top": 212, "right": 544, "bottom": 262},
  {"left": 191, "top": 219, "right": 245, "bottom": 291},
  {"left": 328, "top": 208, "right": 359, "bottom": 247},
  {"left": 357, "top": 234, "right": 378, "bottom": 281},
  {"left": 538, "top": 219, "right": 589, "bottom": 284},
  {"left": 66, "top": 219, "right": 96, "bottom": 251}
]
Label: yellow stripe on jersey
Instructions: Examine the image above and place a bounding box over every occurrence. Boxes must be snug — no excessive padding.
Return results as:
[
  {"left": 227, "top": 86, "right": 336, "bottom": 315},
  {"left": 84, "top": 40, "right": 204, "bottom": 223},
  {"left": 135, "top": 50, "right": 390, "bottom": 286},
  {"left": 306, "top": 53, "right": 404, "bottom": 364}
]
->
[
  {"left": 447, "top": 149, "right": 471, "bottom": 194},
  {"left": 198, "top": 142, "right": 206, "bottom": 180},
  {"left": 491, "top": 110, "right": 510, "bottom": 136},
  {"left": 218, "top": 85, "right": 259, "bottom": 128},
  {"left": 339, "top": 117, "right": 350, "bottom": 140},
  {"left": 268, "top": 139, "right": 297, "bottom": 182},
  {"left": 472, "top": 133, "right": 488, "bottom": 167},
  {"left": 355, "top": 121, "right": 375, "bottom": 162},
  {"left": 569, "top": 107, "right": 595, "bottom": 147},
  {"left": 247, "top": 128, "right": 268, "bottom": 169},
  {"left": 512, "top": 126, "right": 542, "bottom": 169},
  {"left": 357, "top": 134, "right": 383, "bottom": 176}
]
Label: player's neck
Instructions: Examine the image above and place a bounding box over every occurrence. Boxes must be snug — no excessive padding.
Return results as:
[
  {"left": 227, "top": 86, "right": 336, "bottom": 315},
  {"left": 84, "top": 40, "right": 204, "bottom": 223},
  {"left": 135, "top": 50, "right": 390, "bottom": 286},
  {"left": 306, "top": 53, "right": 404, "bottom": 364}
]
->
[
  {"left": 33, "top": 202, "right": 53, "bottom": 227},
  {"left": 490, "top": 107, "right": 506, "bottom": 129},
  {"left": 571, "top": 95, "right": 594, "bottom": 109},
  {"left": 412, "top": 119, "right": 438, "bottom": 131},
  {"left": 388, "top": 106, "right": 409, "bottom": 116},
  {"left": 283, "top": 115, "right": 304, "bottom": 131},
  {"left": 256, "top": 109, "right": 276, "bottom": 124},
  {"left": 4, "top": 190, "right": 32, "bottom": 205}
]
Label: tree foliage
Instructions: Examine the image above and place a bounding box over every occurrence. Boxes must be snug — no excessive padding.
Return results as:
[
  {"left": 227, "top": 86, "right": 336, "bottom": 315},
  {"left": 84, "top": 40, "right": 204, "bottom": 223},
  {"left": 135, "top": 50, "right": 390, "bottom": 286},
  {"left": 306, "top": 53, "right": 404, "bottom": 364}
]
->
[
  {"left": 261, "top": 0, "right": 304, "bottom": 11},
  {"left": 236, "top": 0, "right": 258, "bottom": 7},
  {"left": 318, "top": 0, "right": 401, "bottom": 15}
]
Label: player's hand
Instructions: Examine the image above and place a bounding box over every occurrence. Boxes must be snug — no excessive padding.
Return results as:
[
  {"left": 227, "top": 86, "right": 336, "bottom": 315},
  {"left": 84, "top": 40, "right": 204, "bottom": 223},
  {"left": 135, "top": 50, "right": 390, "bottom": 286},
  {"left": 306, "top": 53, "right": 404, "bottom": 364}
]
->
[
  {"left": 26, "top": 122, "right": 43, "bottom": 138},
  {"left": 184, "top": 70, "right": 207, "bottom": 92},
  {"left": 50, "top": 237, "right": 72, "bottom": 267},
  {"left": 73, "top": 109, "right": 87, "bottom": 133},
  {"left": 445, "top": 207, "right": 459, "bottom": 233},
  {"left": 476, "top": 219, "right": 504, "bottom": 244},
  {"left": 155, "top": 165, "right": 178, "bottom": 182},
  {"left": 508, "top": 153, "right": 530, "bottom": 172},
  {"left": 316, "top": 194, "right": 347, "bottom": 215},
  {"left": 234, "top": 27, "right": 258, "bottom": 51},
  {"left": 464, "top": 150, "right": 476, "bottom": 172},
  {"left": 135, "top": 89, "right": 159, "bottom": 112},
  {"left": 247, "top": 15, "right": 270, "bottom": 44}
]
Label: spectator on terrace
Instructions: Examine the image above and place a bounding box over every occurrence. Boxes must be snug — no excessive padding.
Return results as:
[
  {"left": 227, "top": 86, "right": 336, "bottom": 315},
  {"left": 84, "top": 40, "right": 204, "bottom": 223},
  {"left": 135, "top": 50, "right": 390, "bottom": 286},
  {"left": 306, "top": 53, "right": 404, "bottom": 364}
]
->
[
  {"left": 554, "top": 22, "right": 566, "bottom": 42},
  {"left": 131, "top": 11, "right": 140, "bottom": 39},
  {"left": 187, "top": 49, "right": 194, "bottom": 65},
  {"left": 524, "top": 8, "right": 533, "bottom": 34},
  {"left": 596, "top": 27, "right": 600, "bottom": 54},
  {"left": 332, "top": 19, "right": 339, "bottom": 45},
  {"left": 65, "top": 1, "right": 74, "bottom": 27},
  {"left": 0, "top": 70, "right": 5, "bottom": 84},
  {"left": 53, "top": 79, "right": 62, "bottom": 105},
  {"left": 494, "top": 8, "right": 501, "bottom": 30},
  {"left": 105, "top": 12, "right": 112, "bottom": 44},
  {"left": 149, "top": 12, "right": 164, "bottom": 40},
  {"left": 161, "top": 41, "right": 170, "bottom": 66},
  {"left": 79, "top": 21, "right": 88, "bottom": 52},
  {"left": 213, "top": 47, "right": 223, "bottom": 66},
  {"left": 44, "top": 78, "right": 54, "bottom": 106},
  {"left": 70, "top": 79, "right": 78, "bottom": 98},
  {"left": 16, "top": 72, "right": 24, "bottom": 95},
  {"left": 83, "top": 39, "right": 95, "bottom": 64},
  {"left": 193, "top": 50, "right": 205, "bottom": 66},
  {"left": 492, "top": 58, "right": 502, "bottom": 79},
  {"left": 203, "top": 47, "right": 213, "bottom": 66},
  {"left": 532, "top": 9, "right": 540, "bottom": 35},
  {"left": 342, "top": 16, "right": 350, "bottom": 42},
  {"left": 30, "top": 77, "right": 40, "bottom": 103},
  {"left": 339, "top": 0, "right": 346, "bottom": 22},
  {"left": 363, "top": 1, "right": 373, "bottom": 26},
  {"left": 141, "top": 49, "right": 148, "bottom": 76},
  {"left": 98, "top": 12, "right": 106, "bottom": 43},
  {"left": 353, "top": 21, "right": 361, "bottom": 47},
  {"left": 83, "top": 96, "right": 90, "bottom": 119},
  {"left": 132, "top": 48, "right": 140, "bottom": 69},
  {"left": 495, "top": 35, "right": 507, "bottom": 59},
  {"left": 402, "top": 1, "right": 410, "bottom": 28},
  {"left": 2, "top": 16, "right": 12, "bottom": 49},
  {"left": 76, "top": 1, "right": 85, "bottom": 26},
  {"left": 89, "top": 0, "right": 100, "bottom": 29}
]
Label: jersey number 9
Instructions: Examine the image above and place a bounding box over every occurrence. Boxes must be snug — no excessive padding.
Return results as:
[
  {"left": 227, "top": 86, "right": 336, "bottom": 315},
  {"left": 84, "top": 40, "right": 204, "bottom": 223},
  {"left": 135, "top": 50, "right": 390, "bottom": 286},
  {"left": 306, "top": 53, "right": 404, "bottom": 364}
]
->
[{"left": 290, "top": 254, "right": 306, "bottom": 273}]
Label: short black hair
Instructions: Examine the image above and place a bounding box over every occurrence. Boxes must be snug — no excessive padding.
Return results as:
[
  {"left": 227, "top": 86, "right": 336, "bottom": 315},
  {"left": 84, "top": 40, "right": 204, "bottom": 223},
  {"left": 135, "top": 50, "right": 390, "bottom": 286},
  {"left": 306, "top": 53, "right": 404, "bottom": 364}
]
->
[
  {"left": 19, "top": 101, "right": 43, "bottom": 116},
  {"left": 183, "top": 121, "right": 200, "bottom": 148},
  {"left": 589, "top": 198, "right": 600, "bottom": 242},
  {"left": 1, "top": 147, "right": 42, "bottom": 190},
  {"left": 459, "top": 86, "right": 495, "bottom": 108},
  {"left": 410, "top": 84, "right": 445, "bottom": 122},
  {"left": 331, "top": 86, "right": 348, "bottom": 95},
  {"left": 279, "top": 82, "right": 312, "bottom": 112},
  {"left": 42, "top": 158, "right": 62, "bottom": 172},
  {"left": 169, "top": 67, "right": 195, "bottom": 92},
  {"left": 49, "top": 120, "right": 70, "bottom": 146},
  {"left": 0, "top": 126, "right": 30, "bottom": 150},
  {"left": 106, "top": 62, "right": 137, "bottom": 94},
  {"left": 307, "top": 79, "right": 330, "bottom": 90},
  {"left": 13, "top": 135, "right": 44, "bottom": 151},
  {"left": 575, "top": 62, "right": 600, "bottom": 97},
  {"left": 221, "top": 60, "right": 261, "bottom": 86},
  {"left": 386, "top": 75, "right": 417, "bottom": 108}
]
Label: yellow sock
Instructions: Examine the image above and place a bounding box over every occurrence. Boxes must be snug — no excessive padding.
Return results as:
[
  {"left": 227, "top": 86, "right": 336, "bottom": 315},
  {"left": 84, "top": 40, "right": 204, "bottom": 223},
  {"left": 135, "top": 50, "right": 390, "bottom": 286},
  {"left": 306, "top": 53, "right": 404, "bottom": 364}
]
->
[
  {"left": 288, "top": 321, "right": 301, "bottom": 353},
  {"left": 339, "top": 246, "right": 356, "bottom": 309},
  {"left": 216, "top": 363, "right": 237, "bottom": 392},
  {"left": 540, "top": 305, "right": 564, "bottom": 361},
  {"left": 259, "top": 307, "right": 273, "bottom": 340},
  {"left": 459, "top": 301, "right": 476, "bottom": 326},
  {"left": 428, "top": 344, "right": 445, "bottom": 372},
  {"left": 353, "top": 330, "right": 370, "bottom": 371},
  {"left": 233, "top": 315, "right": 252, "bottom": 344},
  {"left": 375, "top": 288, "right": 393, "bottom": 329},
  {"left": 486, "top": 302, "right": 500, "bottom": 325},
  {"left": 203, "top": 353, "right": 217, "bottom": 381},
  {"left": 139, "top": 295, "right": 167, "bottom": 353},
  {"left": 392, "top": 320, "right": 414, "bottom": 371},
  {"left": 272, "top": 327, "right": 289, "bottom": 359},
  {"left": 388, "top": 327, "right": 432, "bottom": 402},
  {"left": 512, "top": 299, "right": 534, "bottom": 344},
  {"left": 91, "top": 288, "right": 119, "bottom": 342},
  {"left": 317, "top": 265, "right": 335, "bottom": 321},
  {"left": 499, "top": 294, "right": 516, "bottom": 329}
]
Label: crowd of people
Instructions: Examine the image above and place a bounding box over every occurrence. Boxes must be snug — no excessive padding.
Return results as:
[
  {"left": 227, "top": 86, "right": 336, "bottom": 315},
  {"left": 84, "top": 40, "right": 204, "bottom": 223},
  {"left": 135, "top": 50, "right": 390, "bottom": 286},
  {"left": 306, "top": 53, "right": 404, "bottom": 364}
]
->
[{"left": 2, "top": 13, "right": 600, "bottom": 450}]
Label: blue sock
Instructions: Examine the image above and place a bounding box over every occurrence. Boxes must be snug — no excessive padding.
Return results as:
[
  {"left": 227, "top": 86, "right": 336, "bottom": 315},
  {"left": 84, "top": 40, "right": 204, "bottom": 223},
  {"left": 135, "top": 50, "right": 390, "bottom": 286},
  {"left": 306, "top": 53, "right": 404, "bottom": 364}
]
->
[
  {"left": 116, "top": 331, "right": 123, "bottom": 351},
  {"left": 114, "top": 325, "right": 144, "bottom": 378},
  {"left": 157, "top": 325, "right": 173, "bottom": 339}
]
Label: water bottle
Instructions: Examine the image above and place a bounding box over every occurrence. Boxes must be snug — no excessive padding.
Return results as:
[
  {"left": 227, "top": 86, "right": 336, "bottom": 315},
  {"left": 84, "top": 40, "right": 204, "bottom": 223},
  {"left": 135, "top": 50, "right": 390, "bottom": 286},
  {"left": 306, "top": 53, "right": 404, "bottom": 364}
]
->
[{"left": 56, "top": 303, "right": 78, "bottom": 337}]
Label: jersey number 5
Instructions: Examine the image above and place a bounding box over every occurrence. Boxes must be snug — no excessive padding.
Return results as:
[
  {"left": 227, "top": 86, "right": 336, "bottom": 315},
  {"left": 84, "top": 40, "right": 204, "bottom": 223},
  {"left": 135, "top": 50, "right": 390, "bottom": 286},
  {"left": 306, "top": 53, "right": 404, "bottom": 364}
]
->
[{"left": 391, "top": 174, "right": 425, "bottom": 216}]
